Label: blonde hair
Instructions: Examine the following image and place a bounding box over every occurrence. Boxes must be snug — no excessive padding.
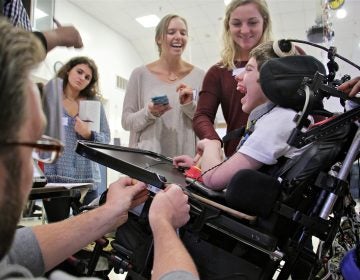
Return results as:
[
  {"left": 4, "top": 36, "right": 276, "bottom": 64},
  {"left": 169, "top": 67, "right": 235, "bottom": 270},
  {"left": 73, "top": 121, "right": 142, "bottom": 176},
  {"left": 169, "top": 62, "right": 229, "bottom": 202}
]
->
[
  {"left": 221, "top": 0, "right": 272, "bottom": 69},
  {"left": 155, "top": 14, "right": 188, "bottom": 56}
]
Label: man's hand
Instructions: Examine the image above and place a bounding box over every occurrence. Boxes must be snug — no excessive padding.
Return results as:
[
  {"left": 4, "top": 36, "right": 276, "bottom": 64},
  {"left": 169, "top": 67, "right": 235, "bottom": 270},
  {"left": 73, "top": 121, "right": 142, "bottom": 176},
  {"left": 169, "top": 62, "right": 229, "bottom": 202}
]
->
[
  {"left": 104, "top": 177, "right": 148, "bottom": 228},
  {"left": 54, "top": 26, "right": 83, "bottom": 48},
  {"left": 43, "top": 19, "right": 83, "bottom": 52},
  {"left": 149, "top": 184, "right": 190, "bottom": 230}
]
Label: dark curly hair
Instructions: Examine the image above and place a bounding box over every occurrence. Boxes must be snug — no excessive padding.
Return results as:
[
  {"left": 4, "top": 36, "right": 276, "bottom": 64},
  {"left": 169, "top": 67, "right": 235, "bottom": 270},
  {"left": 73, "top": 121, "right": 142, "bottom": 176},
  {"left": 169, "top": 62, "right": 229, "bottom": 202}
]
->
[{"left": 57, "top": 56, "right": 101, "bottom": 100}]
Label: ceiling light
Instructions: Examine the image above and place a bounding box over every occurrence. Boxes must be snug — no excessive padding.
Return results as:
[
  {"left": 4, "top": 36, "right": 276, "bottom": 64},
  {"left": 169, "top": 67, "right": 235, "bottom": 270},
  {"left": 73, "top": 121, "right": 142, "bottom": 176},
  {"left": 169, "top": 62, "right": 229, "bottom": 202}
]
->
[
  {"left": 224, "top": 0, "right": 231, "bottom": 5},
  {"left": 135, "top": 14, "right": 160, "bottom": 28},
  {"left": 34, "top": 7, "right": 49, "bottom": 20},
  {"left": 336, "top": 8, "right": 347, "bottom": 19}
]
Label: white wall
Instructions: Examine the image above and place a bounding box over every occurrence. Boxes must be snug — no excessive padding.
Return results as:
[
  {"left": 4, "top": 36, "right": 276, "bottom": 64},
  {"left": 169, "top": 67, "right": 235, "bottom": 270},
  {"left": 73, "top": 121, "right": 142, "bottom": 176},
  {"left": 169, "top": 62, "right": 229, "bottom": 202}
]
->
[{"left": 32, "top": 0, "right": 143, "bottom": 146}]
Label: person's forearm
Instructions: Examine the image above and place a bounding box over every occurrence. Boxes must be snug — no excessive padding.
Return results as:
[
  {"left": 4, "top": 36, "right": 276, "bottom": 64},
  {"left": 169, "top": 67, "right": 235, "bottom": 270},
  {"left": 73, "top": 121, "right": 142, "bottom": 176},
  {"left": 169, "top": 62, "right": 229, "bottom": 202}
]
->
[
  {"left": 32, "top": 205, "right": 123, "bottom": 271},
  {"left": 41, "top": 30, "right": 58, "bottom": 52},
  {"left": 201, "top": 142, "right": 222, "bottom": 173},
  {"left": 32, "top": 32, "right": 48, "bottom": 51},
  {"left": 121, "top": 106, "right": 155, "bottom": 133},
  {"left": 42, "top": 26, "right": 83, "bottom": 52},
  {"left": 193, "top": 113, "right": 220, "bottom": 141},
  {"left": 200, "top": 142, "right": 225, "bottom": 189},
  {"left": 181, "top": 101, "right": 196, "bottom": 119},
  {"left": 151, "top": 221, "right": 198, "bottom": 280}
]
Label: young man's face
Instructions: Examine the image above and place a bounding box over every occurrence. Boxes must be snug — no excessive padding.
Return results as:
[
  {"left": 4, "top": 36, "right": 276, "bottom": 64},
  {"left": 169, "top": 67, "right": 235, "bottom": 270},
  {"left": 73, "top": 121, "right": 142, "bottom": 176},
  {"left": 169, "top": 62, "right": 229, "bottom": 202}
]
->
[{"left": 235, "top": 57, "right": 268, "bottom": 113}]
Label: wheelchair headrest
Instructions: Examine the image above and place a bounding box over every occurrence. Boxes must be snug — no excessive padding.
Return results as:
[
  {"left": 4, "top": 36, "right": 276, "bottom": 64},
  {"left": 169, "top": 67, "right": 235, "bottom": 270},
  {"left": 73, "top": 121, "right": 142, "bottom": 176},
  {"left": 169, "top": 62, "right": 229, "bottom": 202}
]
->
[{"left": 260, "top": 55, "right": 326, "bottom": 111}]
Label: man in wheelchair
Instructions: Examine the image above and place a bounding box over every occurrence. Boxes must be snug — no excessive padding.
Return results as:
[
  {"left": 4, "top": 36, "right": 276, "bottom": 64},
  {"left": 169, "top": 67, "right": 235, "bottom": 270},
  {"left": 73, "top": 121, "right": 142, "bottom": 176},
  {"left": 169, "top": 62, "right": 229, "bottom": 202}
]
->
[{"left": 112, "top": 41, "right": 360, "bottom": 280}]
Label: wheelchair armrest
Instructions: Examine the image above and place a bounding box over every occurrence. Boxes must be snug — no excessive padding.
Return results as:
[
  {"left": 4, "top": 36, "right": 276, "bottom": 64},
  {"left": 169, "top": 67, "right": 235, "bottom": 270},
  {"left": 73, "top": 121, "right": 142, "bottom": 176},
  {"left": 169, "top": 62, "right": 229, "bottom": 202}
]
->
[
  {"left": 187, "top": 199, "right": 279, "bottom": 253},
  {"left": 226, "top": 169, "right": 282, "bottom": 218},
  {"left": 185, "top": 177, "right": 226, "bottom": 203}
]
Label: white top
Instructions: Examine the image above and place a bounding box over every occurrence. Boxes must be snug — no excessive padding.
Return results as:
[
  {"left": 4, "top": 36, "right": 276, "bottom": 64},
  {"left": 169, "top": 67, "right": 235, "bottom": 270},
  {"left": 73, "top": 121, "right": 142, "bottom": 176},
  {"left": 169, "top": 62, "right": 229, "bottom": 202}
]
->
[{"left": 239, "top": 106, "right": 311, "bottom": 165}]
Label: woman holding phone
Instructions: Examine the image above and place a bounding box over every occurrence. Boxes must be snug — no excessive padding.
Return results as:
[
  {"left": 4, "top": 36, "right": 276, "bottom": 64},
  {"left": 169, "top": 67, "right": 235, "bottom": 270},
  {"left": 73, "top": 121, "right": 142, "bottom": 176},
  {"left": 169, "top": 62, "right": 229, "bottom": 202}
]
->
[{"left": 121, "top": 14, "right": 205, "bottom": 158}]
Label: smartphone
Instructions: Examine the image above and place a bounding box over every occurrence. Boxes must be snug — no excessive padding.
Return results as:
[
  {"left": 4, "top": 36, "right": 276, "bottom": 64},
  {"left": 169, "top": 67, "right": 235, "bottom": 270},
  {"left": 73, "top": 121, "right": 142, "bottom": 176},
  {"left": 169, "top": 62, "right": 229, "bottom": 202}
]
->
[{"left": 151, "top": 95, "right": 169, "bottom": 105}]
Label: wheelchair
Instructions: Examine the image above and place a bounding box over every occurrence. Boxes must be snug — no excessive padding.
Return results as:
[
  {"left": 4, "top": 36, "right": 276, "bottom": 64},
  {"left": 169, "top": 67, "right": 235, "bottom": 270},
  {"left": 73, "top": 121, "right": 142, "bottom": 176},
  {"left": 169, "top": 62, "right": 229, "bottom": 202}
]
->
[
  {"left": 72, "top": 53, "right": 360, "bottom": 279},
  {"left": 109, "top": 116, "right": 359, "bottom": 280}
]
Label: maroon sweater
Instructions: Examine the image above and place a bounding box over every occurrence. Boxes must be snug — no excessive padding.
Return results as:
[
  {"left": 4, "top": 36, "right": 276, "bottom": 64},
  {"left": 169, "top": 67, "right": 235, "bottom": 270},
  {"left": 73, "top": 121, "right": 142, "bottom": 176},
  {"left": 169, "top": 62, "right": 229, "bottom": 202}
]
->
[{"left": 193, "top": 61, "right": 249, "bottom": 157}]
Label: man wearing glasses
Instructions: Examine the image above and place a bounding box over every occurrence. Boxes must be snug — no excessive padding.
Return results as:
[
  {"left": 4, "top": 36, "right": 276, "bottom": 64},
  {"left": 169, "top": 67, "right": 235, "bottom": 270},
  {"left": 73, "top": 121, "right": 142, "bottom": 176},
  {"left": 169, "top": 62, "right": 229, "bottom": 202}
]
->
[{"left": 0, "top": 18, "right": 198, "bottom": 280}]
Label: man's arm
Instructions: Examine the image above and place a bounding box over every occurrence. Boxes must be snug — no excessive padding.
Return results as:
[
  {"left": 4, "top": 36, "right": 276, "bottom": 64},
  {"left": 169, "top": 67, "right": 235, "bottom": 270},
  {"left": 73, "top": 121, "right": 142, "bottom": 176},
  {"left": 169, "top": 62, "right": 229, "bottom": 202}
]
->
[
  {"left": 2, "top": 1, "right": 83, "bottom": 52},
  {"left": 151, "top": 221, "right": 198, "bottom": 280},
  {"left": 42, "top": 23, "right": 83, "bottom": 52},
  {"left": 149, "top": 185, "right": 199, "bottom": 280},
  {"left": 32, "top": 177, "right": 148, "bottom": 271}
]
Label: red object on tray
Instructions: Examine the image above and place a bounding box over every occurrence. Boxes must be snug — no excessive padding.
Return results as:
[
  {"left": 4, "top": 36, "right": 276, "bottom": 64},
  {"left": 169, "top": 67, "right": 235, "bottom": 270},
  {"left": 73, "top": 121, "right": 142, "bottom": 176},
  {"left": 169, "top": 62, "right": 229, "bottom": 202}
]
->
[{"left": 184, "top": 166, "right": 203, "bottom": 182}]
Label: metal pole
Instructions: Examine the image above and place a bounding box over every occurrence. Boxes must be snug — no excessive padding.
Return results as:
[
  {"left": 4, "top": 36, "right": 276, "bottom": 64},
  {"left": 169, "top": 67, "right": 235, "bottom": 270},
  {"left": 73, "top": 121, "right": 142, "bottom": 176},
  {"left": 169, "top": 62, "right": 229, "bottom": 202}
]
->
[{"left": 319, "top": 127, "right": 360, "bottom": 219}]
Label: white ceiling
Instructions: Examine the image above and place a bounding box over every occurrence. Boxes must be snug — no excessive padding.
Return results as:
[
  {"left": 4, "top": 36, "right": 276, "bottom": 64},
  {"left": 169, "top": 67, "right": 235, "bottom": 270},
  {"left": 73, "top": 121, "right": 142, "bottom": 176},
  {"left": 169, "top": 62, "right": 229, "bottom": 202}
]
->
[{"left": 68, "top": 0, "right": 360, "bottom": 77}]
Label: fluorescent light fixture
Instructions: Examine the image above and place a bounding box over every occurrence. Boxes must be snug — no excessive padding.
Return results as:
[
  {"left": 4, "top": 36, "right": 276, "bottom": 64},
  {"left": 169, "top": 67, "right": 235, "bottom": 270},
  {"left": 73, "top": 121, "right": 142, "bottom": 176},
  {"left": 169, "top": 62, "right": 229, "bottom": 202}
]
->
[
  {"left": 224, "top": 0, "right": 231, "bottom": 5},
  {"left": 34, "top": 7, "right": 49, "bottom": 20},
  {"left": 135, "top": 14, "right": 160, "bottom": 28},
  {"left": 336, "top": 8, "right": 347, "bottom": 19}
]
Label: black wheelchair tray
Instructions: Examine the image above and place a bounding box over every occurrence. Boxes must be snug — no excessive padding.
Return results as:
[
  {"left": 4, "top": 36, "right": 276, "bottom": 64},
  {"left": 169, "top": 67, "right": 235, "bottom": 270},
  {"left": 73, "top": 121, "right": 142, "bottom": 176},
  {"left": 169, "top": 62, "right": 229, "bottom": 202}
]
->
[{"left": 75, "top": 141, "right": 187, "bottom": 189}]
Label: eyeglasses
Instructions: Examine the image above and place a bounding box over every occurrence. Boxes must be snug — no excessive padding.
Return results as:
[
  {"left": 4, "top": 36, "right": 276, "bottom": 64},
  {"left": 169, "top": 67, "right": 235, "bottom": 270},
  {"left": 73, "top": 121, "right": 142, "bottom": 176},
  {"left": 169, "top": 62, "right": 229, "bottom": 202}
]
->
[{"left": 1, "top": 135, "right": 64, "bottom": 163}]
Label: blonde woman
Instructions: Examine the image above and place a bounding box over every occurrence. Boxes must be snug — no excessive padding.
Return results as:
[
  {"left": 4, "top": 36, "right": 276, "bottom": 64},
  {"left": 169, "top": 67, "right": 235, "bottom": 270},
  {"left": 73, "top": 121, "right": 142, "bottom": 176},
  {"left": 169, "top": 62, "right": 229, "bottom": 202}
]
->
[{"left": 193, "top": 0, "right": 272, "bottom": 157}]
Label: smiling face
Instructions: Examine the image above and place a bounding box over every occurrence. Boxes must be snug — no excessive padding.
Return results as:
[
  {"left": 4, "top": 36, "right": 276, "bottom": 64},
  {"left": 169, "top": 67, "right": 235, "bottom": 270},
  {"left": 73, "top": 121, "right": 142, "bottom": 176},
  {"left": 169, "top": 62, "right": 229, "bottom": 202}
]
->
[
  {"left": 229, "top": 3, "right": 264, "bottom": 54},
  {"left": 157, "top": 17, "right": 188, "bottom": 57},
  {"left": 236, "top": 57, "right": 268, "bottom": 113},
  {"left": 67, "top": 63, "right": 93, "bottom": 92}
]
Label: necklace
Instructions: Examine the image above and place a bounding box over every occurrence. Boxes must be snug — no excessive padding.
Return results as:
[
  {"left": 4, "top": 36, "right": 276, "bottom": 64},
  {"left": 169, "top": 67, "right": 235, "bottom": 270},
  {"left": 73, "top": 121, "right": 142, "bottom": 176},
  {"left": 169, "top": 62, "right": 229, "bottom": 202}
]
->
[{"left": 168, "top": 72, "right": 178, "bottom": 81}]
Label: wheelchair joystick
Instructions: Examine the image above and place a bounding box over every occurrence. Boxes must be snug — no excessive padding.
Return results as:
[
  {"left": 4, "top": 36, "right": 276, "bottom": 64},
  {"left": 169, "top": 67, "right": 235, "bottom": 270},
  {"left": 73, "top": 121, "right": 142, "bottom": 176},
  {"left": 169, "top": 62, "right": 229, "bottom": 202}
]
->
[
  {"left": 110, "top": 254, "right": 133, "bottom": 274},
  {"left": 110, "top": 241, "right": 134, "bottom": 274},
  {"left": 184, "top": 165, "right": 203, "bottom": 182}
]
